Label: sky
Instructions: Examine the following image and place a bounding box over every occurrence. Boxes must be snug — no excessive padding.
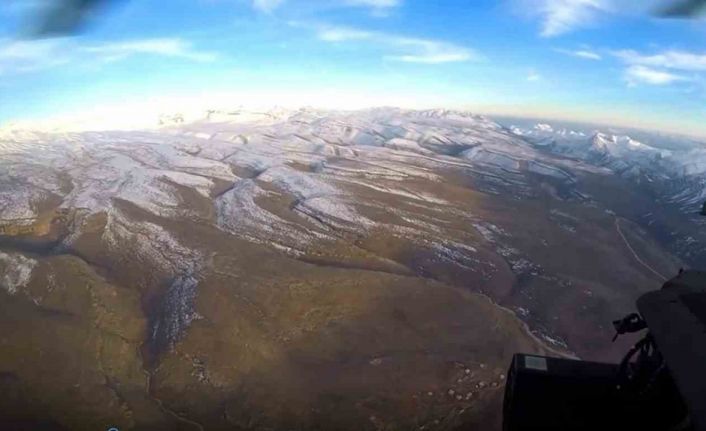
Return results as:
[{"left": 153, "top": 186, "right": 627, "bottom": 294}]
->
[{"left": 1, "top": 0, "right": 706, "bottom": 136}]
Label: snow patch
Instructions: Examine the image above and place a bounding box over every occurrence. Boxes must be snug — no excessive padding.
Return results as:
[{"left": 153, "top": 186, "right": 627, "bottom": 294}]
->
[{"left": 0, "top": 252, "right": 37, "bottom": 294}]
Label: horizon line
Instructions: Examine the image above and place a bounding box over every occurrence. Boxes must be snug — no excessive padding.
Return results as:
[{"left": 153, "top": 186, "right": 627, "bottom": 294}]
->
[{"left": 1, "top": 98, "right": 705, "bottom": 141}]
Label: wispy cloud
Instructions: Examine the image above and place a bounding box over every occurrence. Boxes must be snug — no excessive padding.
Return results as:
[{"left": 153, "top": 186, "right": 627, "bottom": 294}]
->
[
  {"left": 252, "top": 0, "right": 285, "bottom": 12},
  {"left": 527, "top": 70, "right": 542, "bottom": 81},
  {"left": 317, "top": 27, "right": 374, "bottom": 42},
  {"left": 0, "top": 38, "right": 71, "bottom": 73},
  {"left": 83, "top": 39, "right": 217, "bottom": 63},
  {"left": 384, "top": 36, "right": 475, "bottom": 64},
  {"left": 344, "top": 0, "right": 401, "bottom": 7},
  {"left": 388, "top": 51, "right": 472, "bottom": 64},
  {"left": 344, "top": 0, "right": 401, "bottom": 16},
  {"left": 612, "top": 48, "right": 706, "bottom": 87},
  {"left": 0, "top": 37, "right": 217, "bottom": 76},
  {"left": 624, "top": 65, "right": 688, "bottom": 86},
  {"left": 517, "top": 1, "right": 701, "bottom": 37},
  {"left": 313, "top": 24, "right": 476, "bottom": 64},
  {"left": 519, "top": 0, "right": 611, "bottom": 37},
  {"left": 252, "top": 0, "right": 401, "bottom": 14},
  {"left": 613, "top": 49, "right": 706, "bottom": 71},
  {"left": 556, "top": 47, "right": 602, "bottom": 60}
]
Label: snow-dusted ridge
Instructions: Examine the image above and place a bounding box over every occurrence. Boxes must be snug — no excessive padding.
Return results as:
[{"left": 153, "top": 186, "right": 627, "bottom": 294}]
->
[
  {"left": 3, "top": 107, "right": 703, "bottom": 239},
  {"left": 510, "top": 120, "right": 706, "bottom": 210},
  {"left": 2, "top": 106, "right": 704, "bottom": 363},
  {"left": 0, "top": 109, "right": 669, "bottom": 229}
]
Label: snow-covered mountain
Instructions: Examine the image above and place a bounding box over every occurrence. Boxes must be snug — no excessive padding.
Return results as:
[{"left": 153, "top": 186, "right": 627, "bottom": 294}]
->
[
  {"left": 0, "top": 108, "right": 594, "bottom": 242},
  {"left": 510, "top": 121, "right": 706, "bottom": 211},
  {"left": 0, "top": 107, "right": 701, "bottom": 430}
]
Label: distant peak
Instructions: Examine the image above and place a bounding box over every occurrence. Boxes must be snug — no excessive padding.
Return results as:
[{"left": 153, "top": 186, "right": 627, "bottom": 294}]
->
[{"left": 414, "top": 109, "right": 482, "bottom": 120}]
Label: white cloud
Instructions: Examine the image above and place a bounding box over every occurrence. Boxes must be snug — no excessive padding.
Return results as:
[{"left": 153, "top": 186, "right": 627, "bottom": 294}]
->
[
  {"left": 520, "top": 0, "right": 611, "bottom": 37},
  {"left": 251, "top": 0, "right": 401, "bottom": 14},
  {"left": 388, "top": 52, "right": 472, "bottom": 64},
  {"left": 527, "top": 71, "right": 542, "bottom": 81},
  {"left": 517, "top": 1, "right": 698, "bottom": 37},
  {"left": 344, "top": 0, "right": 401, "bottom": 7},
  {"left": 573, "top": 49, "right": 602, "bottom": 60},
  {"left": 83, "top": 38, "right": 217, "bottom": 62},
  {"left": 614, "top": 49, "right": 706, "bottom": 71},
  {"left": 557, "top": 48, "right": 602, "bottom": 60},
  {"left": 314, "top": 25, "right": 476, "bottom": 64},
  {"left": 624, "top": 65, "right": 688, "bottom": 86},
  {"left": 252, "top": 0, "right": 285, "bottom": 12},
  {"left": 0, "top": 37, "right": 217, "bottom": 76},
  {"left": 344, "top": 0, "right": 401, "bottom": 15},
  {"left": 0, "top": 38, "right": 62, "bottom": 61},
  {"left": 0, "top": 38, "right": 71, "bottom": 73},
  {"left": 612, "top": 48, "right": 706, "bottom": 87},
  {"left": 317, "top": 27, "right": 374, "bottom": 42},
  {"left": 385, "top": 36, "right": 474, "bottom": 63}
]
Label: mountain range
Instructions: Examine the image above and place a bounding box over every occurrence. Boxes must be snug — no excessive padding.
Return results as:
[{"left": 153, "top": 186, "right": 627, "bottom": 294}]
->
[{"left": 0, "top": 107, "right": 702, "bottom": 430}]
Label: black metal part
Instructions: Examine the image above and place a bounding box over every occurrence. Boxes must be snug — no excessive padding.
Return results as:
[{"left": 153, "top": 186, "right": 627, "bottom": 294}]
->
[
  {"left": 503, "top": 352, "right": 688, "bottom": 430},
  {"left": 502, "top": 354, "right": 621, "bottom": 431},
  {"left": 612, "top": 312, "right": 647, "bottom": 342},
  {"left": 503, "top": 270, "right": 706, "bottom": 431},
  {"left": 637, "top": 270, "right": 706, "bottom": 431}
]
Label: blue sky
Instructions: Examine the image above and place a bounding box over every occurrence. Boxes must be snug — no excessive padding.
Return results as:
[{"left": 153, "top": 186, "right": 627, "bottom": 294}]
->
[{"left": 1, "top": 0, "right": 706, "bottom": 136}]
